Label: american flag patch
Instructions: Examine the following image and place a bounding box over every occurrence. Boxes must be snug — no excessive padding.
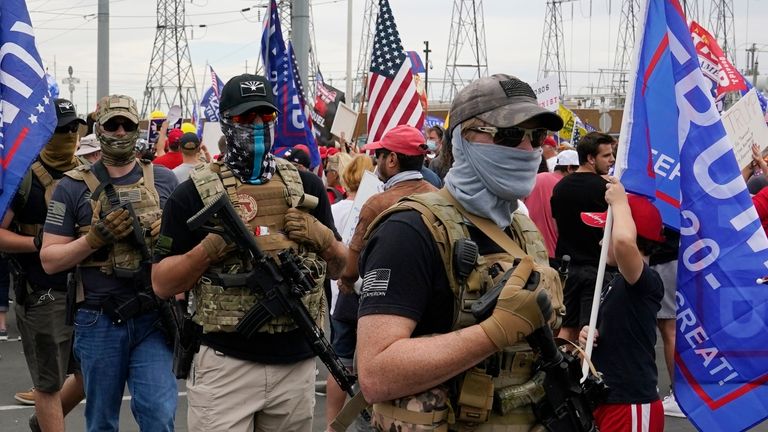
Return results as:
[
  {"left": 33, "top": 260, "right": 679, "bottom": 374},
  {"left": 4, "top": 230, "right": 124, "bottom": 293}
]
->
[
  {"left": 362, "top": 268, "right": 391, "bottom": 297},
  {"left": 45, "top": 200, "right": 66, "bottom": 226}
]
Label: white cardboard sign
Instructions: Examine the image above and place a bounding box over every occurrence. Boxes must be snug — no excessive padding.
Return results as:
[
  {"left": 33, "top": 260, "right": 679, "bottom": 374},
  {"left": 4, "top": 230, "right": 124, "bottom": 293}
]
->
[
  {"left": 533, "top": 75, "right": 561, "bottom": 113},
  {"left": 330, "top": 102, "right": 359, "bottom": 141},
  {"left": 721, "top": 89, "right": 768, "bottom": 170}
]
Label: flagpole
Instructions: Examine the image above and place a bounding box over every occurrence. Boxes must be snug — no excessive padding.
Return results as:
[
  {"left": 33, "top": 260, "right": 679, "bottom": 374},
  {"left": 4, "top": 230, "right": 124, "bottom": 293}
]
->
[{"left": 580, "top": 0, "right": 649, "bottom": 382}]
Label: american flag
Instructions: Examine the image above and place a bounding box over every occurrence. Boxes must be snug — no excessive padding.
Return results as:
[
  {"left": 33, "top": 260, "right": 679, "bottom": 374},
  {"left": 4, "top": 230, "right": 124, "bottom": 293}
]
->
[{"left": 366, "top": 0, "right": 424, "bottom": 143}]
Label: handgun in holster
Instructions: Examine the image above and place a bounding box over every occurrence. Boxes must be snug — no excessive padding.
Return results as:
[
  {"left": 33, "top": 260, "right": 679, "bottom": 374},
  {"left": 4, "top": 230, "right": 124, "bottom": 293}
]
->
[{"left": 171, "top": 299, "right": 202, "bottom": 379}]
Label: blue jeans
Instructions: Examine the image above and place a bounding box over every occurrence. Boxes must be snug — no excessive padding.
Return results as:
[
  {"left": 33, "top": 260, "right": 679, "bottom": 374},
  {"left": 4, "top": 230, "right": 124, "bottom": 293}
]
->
[{"left": 74, "top": 309, "right": 177, "bottom": 432}]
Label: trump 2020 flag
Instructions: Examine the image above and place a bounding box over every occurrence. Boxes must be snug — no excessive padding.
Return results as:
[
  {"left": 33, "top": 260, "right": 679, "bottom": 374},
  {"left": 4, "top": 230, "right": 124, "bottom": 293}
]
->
[
  {"left": 260, "top": 0, "right": 320, "bottom": 168},
  {"left": 366, "top": 0, "right": 424, "bottom": 143},
  {"left": 618, "top": 1, "right": 768, "bottom": 430},
  {"left": 200, "top": 65, "right": 224, "bottom": 123},
  {"left": 0, "top": 1, "right": 57, "bottom": 218}
]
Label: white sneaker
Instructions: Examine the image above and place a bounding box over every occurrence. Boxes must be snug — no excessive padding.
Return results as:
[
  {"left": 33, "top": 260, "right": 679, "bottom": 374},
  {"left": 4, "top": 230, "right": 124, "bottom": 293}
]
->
[{"left": 663, "top": 392, "right": 686, "bottom": 418}]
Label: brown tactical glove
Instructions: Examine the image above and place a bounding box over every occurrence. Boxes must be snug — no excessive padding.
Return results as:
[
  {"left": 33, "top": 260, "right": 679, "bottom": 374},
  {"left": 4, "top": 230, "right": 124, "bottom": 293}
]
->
[
  {"left": 150, "top": 218, "right": 162, "bottom": 239},
  {"left": 284, "top": 208, "right": 335, "bottom": 250},
  {"left": 479, "top": 256, "right": 547, "bottom": 350},
  {"left": 85, "top": 207, "right": 134, "bottom": 249},
  {"left": 200, "top": 233, "right": 232, "bottom": 264}
]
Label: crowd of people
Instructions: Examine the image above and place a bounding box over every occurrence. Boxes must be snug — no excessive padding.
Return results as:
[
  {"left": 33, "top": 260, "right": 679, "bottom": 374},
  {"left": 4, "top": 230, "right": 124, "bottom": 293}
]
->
[{"left": 0, "top": 70, "right": 697, "bottom": 432}]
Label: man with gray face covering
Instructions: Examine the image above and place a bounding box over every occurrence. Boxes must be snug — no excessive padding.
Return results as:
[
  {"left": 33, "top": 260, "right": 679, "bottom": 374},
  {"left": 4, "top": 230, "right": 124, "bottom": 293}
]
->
[
  {"left": 40, "top": 95, "right": 178, "bottom": 432},
  {"left": 350, "top": 74, "right": 566, "bottom": 432}
]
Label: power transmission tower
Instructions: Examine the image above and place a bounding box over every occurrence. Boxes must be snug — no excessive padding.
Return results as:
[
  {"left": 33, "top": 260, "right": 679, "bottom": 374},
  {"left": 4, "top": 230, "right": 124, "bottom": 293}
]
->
[
  {"left": 538, "top": 0, "right": 571, "bottom": 97},
  {"left": 611, "top": 0, "right": 640, "bottom": 106},
  {"left": 441, "top": 0, "right": 488, "bottom": 103},
  {"left": 708, "top": 0, "right": 736, "bottom": 66},
  {"left": 682, "top": 0, "right": 701, "bottom": 23},
  {"left": 141, "top": 0, "right": 198, "bottom": 119},
  {"left": 351, "top": 0, "right": 379, "bottom": 108}
]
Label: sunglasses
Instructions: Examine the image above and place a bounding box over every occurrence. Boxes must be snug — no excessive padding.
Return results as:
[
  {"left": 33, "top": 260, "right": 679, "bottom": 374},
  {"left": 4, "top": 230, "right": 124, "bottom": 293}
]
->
[
  {"left": 55, "top": 122, "right": 80, "bottom": 134},
  {"left": 102, "top": 118, "right": 138, "bottom": 132},
  {"left": 468, "top": 126, "right": 548, "bottom": 148},
  {"left": 229, "top": 110, "right": 277, "bottom": 124}
]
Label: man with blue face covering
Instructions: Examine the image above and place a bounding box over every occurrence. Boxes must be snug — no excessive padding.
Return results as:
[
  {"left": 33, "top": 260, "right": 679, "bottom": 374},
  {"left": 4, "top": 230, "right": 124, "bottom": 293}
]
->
[
  {"left": 152, "top": 73, "right": 347, "bottom": 432},
  {"left": 352, "top": 74, "right": 567, "bottom": 431}
]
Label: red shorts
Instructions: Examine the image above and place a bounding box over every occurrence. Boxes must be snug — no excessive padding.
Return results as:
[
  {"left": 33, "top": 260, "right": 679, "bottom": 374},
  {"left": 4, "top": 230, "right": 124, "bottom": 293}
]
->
[{"left": 594, "top": 400, "right": 664, "bottom": 432}]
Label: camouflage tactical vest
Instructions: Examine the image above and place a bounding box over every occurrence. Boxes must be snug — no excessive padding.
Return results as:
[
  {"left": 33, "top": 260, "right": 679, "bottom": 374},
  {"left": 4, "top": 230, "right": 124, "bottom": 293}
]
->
[
  {"left": 14, "top": 161, "right": 78, "bottom": 237},
  {"left": 363, "top": 190, "right": 566, "bottom": 432},
  {"left": 65, "top": 161, "right": 161, "bottom": 275},
  {"left": 189, "top": 159, "right": 326, "bottom": 334}
]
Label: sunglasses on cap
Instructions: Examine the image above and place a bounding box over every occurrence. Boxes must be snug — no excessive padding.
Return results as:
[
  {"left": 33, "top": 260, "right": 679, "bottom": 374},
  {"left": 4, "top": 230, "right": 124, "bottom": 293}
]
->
[
  {"left": 229, "top": 109, "right": 277, "bottom": 125},
  {"left": 467, "top": 126, "right": 548, "bottom": 148},
  {"left": 102, "top": 117, "right": 138, "bottom": 132},
  {"left": 55, "top": 122, "right": 80, "bottom": 134}
]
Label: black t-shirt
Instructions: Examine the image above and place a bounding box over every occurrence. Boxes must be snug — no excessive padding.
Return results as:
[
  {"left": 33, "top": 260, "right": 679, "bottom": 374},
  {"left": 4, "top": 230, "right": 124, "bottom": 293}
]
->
[
  {"left": 592, "top": 264, "right": 663, "bottom": 404},
  {"left": 550, "top": 172, "right": 608, "bottom": 265},
  {"left": 649, "top": 228, "right": 680, "bottom": 266},
  {"left": 10, "top": 164, "right": 69, "bottom": 290},
  {"left": 45, "top": 163, "right": 178, "bottom": 304},
  {"left": 358, "top": 210, "right": 507, "bottom": 336},
  {"left": 153, "top": 169, "right": 339, "bottom": 364}
]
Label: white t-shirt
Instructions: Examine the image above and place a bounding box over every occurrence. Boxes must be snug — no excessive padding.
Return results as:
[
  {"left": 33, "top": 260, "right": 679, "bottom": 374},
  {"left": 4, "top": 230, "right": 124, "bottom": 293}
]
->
[
  {"left": 329, "top": 198, "right": 355, "bottom": 314},
  {"left": 172, "top": 162, "right": 199, "bottom": 183}
]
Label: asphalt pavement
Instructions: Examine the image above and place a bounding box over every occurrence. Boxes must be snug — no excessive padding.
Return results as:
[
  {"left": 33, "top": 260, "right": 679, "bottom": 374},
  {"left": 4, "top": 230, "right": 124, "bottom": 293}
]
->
[{"left": 0, "top": 303, "right": 765, "bottom": 431}]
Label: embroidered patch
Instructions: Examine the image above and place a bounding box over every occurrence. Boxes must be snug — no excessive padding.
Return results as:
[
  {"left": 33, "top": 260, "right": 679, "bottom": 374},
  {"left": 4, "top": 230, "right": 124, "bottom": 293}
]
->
[
  {"left": 361, "top": 268, "right": 391, "bottom": 298},
  {"left": 237, "top": 193, "right": 258, "bottom": 221},
  {"left": 240, "top": 81, "right": 266, "bottom": 97},
  {"left": 45, "top": 200, "right": 66, "bottom": 226}
]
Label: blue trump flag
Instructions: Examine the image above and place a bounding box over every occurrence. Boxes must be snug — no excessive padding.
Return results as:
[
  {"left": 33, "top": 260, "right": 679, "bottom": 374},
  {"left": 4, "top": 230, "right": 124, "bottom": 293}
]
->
[
  {"left": 200, "top": 65, "right": 224, "bottom": 123},
  {"left": 260, "top": 0, "right": 319, "bottom": 169},
  {"left": 0, "top": 1, "right": 57, "bottom": 218},
  {"left": 619, "top": 1, "right": 768, "bottom": 430}
]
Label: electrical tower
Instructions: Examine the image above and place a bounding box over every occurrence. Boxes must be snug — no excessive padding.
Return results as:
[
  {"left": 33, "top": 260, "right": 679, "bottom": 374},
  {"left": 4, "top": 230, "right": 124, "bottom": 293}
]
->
[
  {"left": 707, "top": 0, "right": 736, "bottom": 66},
  {"left": 351, "top": 0, "right": 379, "bottom": 108},
  {"left": 141, "top": 0, "right": 198, "bottom": 119},
  {"left": 538, "top": 0, "right": 571, "bottom": 97},
  {"left": 611, "top": 0, "right": 640, "bottom": 105},
  {"left": 682, "top": 0, "right": 701, "bottom": 23},
  {"left": 273, "top": 0, "right": 320, "bottom": 92},
  {"left": 441, "top": 0, "right": 488, "bottom": 103}
]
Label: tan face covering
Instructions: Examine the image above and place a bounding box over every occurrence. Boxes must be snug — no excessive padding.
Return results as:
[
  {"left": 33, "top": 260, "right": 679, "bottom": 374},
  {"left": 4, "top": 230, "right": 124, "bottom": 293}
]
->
[{"left": 39, "top": 132, "right": 78, "bottom": 171}]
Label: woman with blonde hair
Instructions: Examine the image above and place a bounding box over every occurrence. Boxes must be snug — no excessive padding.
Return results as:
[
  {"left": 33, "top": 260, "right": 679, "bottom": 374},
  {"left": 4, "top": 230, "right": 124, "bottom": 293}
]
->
[{"left": 326, "top": 154, "right": 374, "bottom": 429}]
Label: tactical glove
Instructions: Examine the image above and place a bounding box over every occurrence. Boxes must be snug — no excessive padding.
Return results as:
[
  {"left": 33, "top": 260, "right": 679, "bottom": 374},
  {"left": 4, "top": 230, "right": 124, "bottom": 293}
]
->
[
  {"left": 284, "top": 208, "right": 335, "bottom": 250},
  {"left": 479, "top": 256, "right": 548, "bottom": 350},
  {"left": 150, "top": 218, "right": 162, "bottom": 239},
  {"left": 200, "top": 233, "right": 231, "bottom": 264},
  {"left": 85, "top": 207, "right": 134, "bottom": 249}
]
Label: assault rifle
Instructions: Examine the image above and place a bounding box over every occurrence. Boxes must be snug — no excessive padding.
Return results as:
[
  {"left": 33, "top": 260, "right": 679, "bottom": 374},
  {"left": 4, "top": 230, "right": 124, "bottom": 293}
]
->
[
  {"left": 186, "top": 193, "right": 361, "bottom": 402},
  {"left": 472, "top": 264, "right": 609, "bottom": 432}
]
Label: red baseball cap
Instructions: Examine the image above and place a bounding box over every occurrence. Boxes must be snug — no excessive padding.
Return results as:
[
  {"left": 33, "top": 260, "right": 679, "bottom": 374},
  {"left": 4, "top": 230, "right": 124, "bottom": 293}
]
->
[
  {"left": 581, "top": 194, "right": 665, "bottom": 243},
  {"left": 362, "top": 125, "right": 428, "bottom": 156},
  {"left": 167, "top": 128, "right": 184, "bottom": 146}
]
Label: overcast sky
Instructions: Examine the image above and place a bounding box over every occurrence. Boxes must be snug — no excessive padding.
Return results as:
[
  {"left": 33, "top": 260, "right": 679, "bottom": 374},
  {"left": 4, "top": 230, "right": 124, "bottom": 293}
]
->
[{"left": 26, "top": 0, "right": 768, "bottom": 116}]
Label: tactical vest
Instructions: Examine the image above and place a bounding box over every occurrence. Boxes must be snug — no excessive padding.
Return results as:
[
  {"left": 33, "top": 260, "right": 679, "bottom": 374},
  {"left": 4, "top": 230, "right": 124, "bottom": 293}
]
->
[
  {"left": 14, "top": 161, "right": 76, "bottom": 237},
  {"left": 65, "top": 161, "right": 162, "bottom": 275},
  {"left": 189, "top": 159, "right": 326, "bottom": 334},
  {"left": 363, "top": 190, "right": 566, "bottom": 432}
]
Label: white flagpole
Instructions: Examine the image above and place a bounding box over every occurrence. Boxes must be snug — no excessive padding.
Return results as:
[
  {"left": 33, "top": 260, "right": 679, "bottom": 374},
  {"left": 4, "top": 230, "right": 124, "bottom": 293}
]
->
[{"left": 580, "top": 0, "right": 650, "bottom": 382}]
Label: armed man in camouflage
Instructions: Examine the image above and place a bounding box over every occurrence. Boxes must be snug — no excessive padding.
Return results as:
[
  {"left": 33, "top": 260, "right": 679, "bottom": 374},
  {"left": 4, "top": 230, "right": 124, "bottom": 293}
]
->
[
  {"left": 352, "top": 75, "right": 566, "bottom": 431},
  {"left": 40, "top": 95, "right": 179, "bottom": 432},
  {"left": 152, "top": 73, "right": 347, "bottom": 432}
]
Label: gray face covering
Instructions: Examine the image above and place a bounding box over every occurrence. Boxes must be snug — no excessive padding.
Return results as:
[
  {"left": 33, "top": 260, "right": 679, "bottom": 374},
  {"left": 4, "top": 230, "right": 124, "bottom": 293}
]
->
[{"left": 444, "top": 125, "right": 542, "bottom": 228}]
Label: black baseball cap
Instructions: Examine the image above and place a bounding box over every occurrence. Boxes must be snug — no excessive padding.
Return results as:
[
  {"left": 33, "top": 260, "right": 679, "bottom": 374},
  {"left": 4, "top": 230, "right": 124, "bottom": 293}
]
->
[
  {"left": 286, "top": 149, "right": 311, "bottom": 169},
  {"left": 219, "top": 74, "right": 279, "bottom": 118},
  {"left": 179, "top": 132, "right": 201, "bottom": 150},
  {"left": 54, "top": 98, "right": 86, "bottom": 127}
]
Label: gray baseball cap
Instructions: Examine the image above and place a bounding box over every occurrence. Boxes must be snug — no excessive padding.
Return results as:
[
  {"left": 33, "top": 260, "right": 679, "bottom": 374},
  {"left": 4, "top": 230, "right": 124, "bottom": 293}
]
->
[{"left": 449, "top": 74, "right": 564, "bottom": 132}]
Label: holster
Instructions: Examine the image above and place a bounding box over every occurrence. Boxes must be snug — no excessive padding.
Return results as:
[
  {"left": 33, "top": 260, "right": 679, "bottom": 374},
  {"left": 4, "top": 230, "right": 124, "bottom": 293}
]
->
[
  {"left": 9, "top": 260, "right": 28, "bottom": 307},
  {"left": 173, "top": 315, "right": 202, "bottom": 379}
]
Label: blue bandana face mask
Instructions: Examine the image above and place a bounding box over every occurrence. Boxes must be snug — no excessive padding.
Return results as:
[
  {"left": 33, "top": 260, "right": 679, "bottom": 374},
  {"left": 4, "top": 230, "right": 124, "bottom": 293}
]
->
[{"left": 221, "top": 118, "right": 276, "bottom": 184}]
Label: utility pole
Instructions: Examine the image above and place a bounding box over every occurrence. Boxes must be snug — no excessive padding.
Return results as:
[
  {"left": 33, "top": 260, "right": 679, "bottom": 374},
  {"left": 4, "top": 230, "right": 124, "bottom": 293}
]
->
[
  {"left": 96, "top": 0, "right": 108, "bottom": 99},
  {"left": 423, "top": 40, "right": 431, "bottom": 100}
]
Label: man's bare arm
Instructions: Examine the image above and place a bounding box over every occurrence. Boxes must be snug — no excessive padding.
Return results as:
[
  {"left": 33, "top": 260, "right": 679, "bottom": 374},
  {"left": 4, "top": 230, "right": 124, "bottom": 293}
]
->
[
  {"left": 152, "top": 244, "right": 211, "bottom": 299},
  {"left": 40, "top": 233, "right": 96, "bottom": 274},
  {"left": 357, "top": 314, "right": 497, "bottom": 403},
  {"left": 0, "top": 210, "right": 36, "bottom": 253},
  {"left": 321, "top": 239, "right": 347, "bottom": 280}
]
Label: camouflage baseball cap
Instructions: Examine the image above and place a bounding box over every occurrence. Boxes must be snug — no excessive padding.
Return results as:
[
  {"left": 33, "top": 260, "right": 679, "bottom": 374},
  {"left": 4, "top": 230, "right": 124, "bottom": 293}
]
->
[
  {"left": 97, "top": 94, "right": 139, "bottom": 125},
  {"left": 449, "top": 74, "right": 563, "bottom": 132}
]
